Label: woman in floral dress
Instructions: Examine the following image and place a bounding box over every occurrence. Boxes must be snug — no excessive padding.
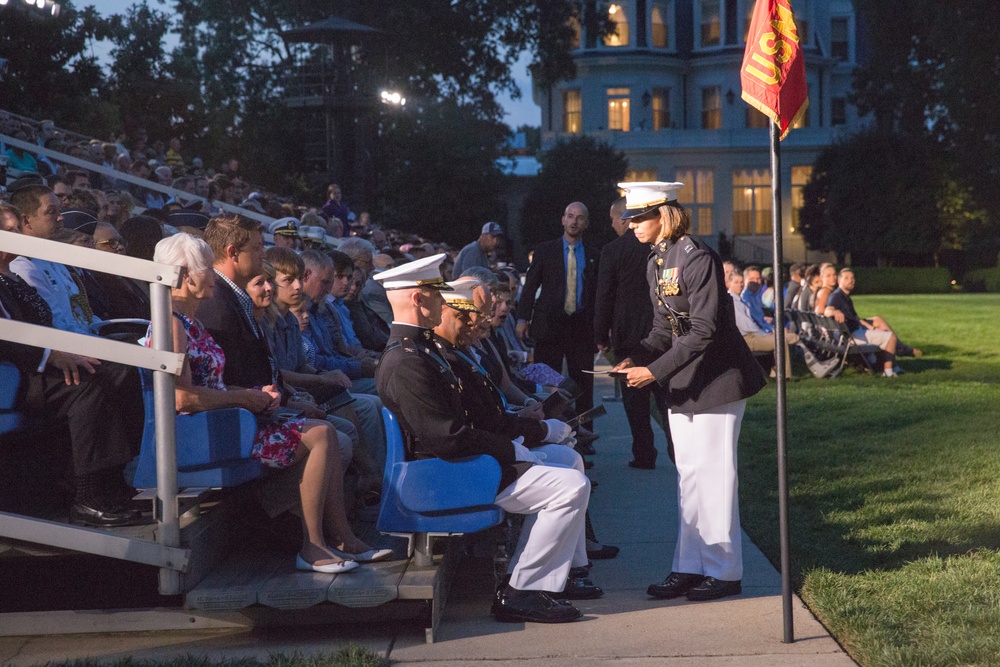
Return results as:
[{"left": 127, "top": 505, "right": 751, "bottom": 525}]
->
[{"left": 151, "top": 233, "right": 360, "bottom": 574}]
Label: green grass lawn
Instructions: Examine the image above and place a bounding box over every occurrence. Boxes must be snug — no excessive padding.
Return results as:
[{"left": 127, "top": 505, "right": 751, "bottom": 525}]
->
[{"left": 740, "top": 294, "right": 1000, "bottom": 666}]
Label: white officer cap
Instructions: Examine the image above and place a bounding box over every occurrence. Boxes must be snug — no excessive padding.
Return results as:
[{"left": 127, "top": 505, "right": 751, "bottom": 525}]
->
[
  {"left": 618, "top": 181, "right": 685, "bottom": 220},
  {"left": 305, "top": 226, "right": 326, "bottom": 241},
  {"left": 267, "top": 217, "right": 299, "bottom": 237},
  {"left": 442, "top": 280, "right": 482, "bottom": 313},
  {"left": 373, "top": 253, "right": 453, "bottom": 291}
]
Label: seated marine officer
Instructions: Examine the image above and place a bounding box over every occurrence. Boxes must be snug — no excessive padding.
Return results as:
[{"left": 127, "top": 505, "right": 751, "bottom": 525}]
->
[
  {"left": 374, "top": 254, "right": 592, "bottom": 624},
  {"left": 433, "top": 279, "right": 601, "bottom": 600}
]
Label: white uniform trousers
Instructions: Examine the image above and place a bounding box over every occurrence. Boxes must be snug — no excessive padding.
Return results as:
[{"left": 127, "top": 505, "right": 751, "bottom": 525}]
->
[
  {"left": 494, "top": 446, "right": 590, "bottom": 592},
  {"left": 668, "top": 399, "right": 746, "bottom": 581}
]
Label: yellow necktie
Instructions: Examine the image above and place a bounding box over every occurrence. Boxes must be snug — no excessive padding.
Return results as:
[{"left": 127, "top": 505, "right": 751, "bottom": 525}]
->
[{"left": 565, "top": 244, "right": 577, "bottom": 315}]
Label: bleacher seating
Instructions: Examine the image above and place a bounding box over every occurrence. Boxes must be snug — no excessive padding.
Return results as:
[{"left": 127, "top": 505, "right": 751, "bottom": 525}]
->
[
  {"left": 132, "top": 368, "right": 261, "bottom": 489},
  {"left": 377, "top": 407, "right": 505, "bottom": 537}
]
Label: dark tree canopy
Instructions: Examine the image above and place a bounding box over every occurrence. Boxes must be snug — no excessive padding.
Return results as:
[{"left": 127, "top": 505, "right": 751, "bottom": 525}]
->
[
  {"left": 799, "top": 130, "right": 986, "bottom": 268},
  {"left": 518, "top": 136, "right": 628, "bottom": 254}
]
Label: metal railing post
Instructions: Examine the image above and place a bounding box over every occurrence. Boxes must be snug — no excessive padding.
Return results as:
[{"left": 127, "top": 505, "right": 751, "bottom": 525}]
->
[{"left": 149, "top": 282, "right": 181, "bottom": 595}]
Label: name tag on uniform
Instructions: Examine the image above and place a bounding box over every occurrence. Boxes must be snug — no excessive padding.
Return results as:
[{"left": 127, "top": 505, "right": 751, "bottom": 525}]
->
[{"left": 659, "top": 267, "right": 680, "bottom": 296}]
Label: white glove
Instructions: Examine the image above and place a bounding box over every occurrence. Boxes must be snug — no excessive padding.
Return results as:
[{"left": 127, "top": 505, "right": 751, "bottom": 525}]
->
[
  {"left": 560, "top": 435, "right": 578, "bottom": 449},
  {"left": 542, "top": 419, "right": 574, "bottom": 444},
  {"left": 512, "top": 437, "right": 546, "bottom": 464}
]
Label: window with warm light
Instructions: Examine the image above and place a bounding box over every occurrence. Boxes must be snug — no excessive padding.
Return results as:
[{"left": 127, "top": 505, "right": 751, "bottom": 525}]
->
[
  {"left": 700, "top": 0, "right": 721, "bottom": 47},
  {"left": 651, "top": 2, "right": 670, "bottom": 48},
  {"left": 701, "top": 86, "right": 722, "bottom": 129},
  {"left": 746, "top": 106, "right": 769, "bottom": 129},
  {"left": 625, "top": 169, "right": 658, "bottom": 182},
  {"left": 564, "top": 90, "right": 582, "bottom": 133},
  {"left": 732, "top": 169, "right": 772, "bottom": 235},
  {"left": 604, "top": 3, "right": 630, "bottom": 47},
  {"left": 652, "top": 89, "right": 670, "bottom": 131},
  {"left": 676, "top": 169, "right": 715, "bottom": 235},
  {"left": 608, "top": 87, "right": 631, "bottom": 131},
  {"left": 568, "top": 13, "right": 582, "bottom": 50},
  {"left": 790, "top": 166, "right": 813, "bottom": 232}
]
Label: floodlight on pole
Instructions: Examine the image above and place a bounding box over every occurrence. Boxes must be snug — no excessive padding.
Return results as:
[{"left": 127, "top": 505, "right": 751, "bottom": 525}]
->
[{"left": 380, "top": 90, "right": 406, "bottom": 107}]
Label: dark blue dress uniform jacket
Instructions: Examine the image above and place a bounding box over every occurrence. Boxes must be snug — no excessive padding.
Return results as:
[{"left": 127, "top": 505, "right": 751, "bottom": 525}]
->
[
  {"left": 634, "top": 235, "right": 766, "bottom": 413},
  {"left": 375, "top": 323, "right": 523, "bottom": 492}
]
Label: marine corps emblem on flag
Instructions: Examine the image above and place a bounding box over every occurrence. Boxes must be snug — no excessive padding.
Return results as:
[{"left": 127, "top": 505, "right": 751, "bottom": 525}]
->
[{"left": 740, "top": 0, "right": 809, "bottom": 140}]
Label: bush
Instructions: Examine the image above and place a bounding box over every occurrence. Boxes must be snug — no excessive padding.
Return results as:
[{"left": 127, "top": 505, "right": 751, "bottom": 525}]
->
[
  {"left": 848, "top": 267, "right": 952, "bottom": 294},
  {"left": 962, "top": 267, "right": 1000, "bottom": 293}
]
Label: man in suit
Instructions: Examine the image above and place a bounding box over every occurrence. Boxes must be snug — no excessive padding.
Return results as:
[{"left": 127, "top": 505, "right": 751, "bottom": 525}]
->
[
  {"left": 196, "top": 214, "right": 275, "bottom": 390},
  {"left": 594, "top": 197, "right": 671, "bottom": 469},
  {"left": 516, "top": 202, "right": 599, "bottom": 428}
]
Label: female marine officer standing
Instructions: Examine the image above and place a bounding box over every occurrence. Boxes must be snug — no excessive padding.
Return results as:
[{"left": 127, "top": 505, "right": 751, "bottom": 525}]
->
[{"left": 612, "top": 181, "right": 765, "bottom": 602}]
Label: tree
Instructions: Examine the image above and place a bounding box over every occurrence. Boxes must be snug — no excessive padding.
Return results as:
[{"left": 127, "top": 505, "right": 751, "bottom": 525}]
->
[
  {"left": 0, "top": 3, "right": 112, "bottom": 129},
  {"left": 799, "top": 130, "right": 986, "bottom": 268},
  {"left": 850, "top": 0, "right": 1000, "bottom": 265},
  {"left": 518, "top": 136, "right": 627, "bottom": 252},
  {"left": 374, "top": 99, "right": 510, "bottom": 245}
]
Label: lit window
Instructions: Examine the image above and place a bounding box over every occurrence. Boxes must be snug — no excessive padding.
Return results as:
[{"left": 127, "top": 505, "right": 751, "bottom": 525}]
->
[
  {"left": 605, "top": 3, "right": 630, "bottom": 47},
  {"left": 676, "top": 169, "right": 715, "bottom": 235},
  {"left": 568, "top": 14, "right": 581, "bottom": 50},
  {"left": 652, "top": 88, "right": 670, "bottom": 131},
  {"left": 625, "top": 169, "right": 658, "bottom": 182},
  {"left": 732, "top": 169, "right": 772, "bottom": 235},
  {"left": 746, "top": 106, "right": 769, "bottom": 129},
  {"left": 701, "top": 86, "right": 722, "bottom": 129},
  {"left": 831, "top": 17, "right": 849, "bottom": 61},
  {"left": 608, "top": 87, "right": 630, "bottom": 132},
  {"left": 831, "top": 97, "right": 847, "bottom": 126},
  {"left": 701, "top": 0, "right": 721, "bottom": 47},
  {"left": 651, "top": 2, "right": 669, "bottom": 48},
  {"left": 563, "top": 90, "right": 582, "bottom": 133},
  {"left": 790, "top": 166, "right": 813, "bottom": 232}
]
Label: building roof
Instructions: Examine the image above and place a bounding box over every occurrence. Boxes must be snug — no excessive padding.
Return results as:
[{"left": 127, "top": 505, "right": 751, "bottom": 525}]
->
[{"left": 281, "top": 16, "right": 380, "bottom": 44}]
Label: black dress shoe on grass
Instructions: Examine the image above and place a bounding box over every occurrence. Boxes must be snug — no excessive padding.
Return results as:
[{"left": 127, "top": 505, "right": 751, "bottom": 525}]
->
[
  {"left": 647, "top": 572, "right": 705, "bottom": 599},
  {"left": 70, "top": 501, "right": 143, "bottom": 528},
  {"left": 628, "top": 460, "right": 656, "bottom": 470},
  {"left": 686, "top": 577, "right": 742, "bottom": 601},
  {"left": 492, "top": 590, "right": 582, "bottom": 623}
]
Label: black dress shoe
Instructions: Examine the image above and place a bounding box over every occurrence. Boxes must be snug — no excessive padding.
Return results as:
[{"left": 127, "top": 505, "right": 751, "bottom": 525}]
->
[
  {"left": 586, "top": 540, "right": 619, "bottom": 560},
  {"left": 569, "top": 565, "right": 591, "bottom": 578},
  {"left": 584, "top": 459, "right": 595, "bottom": 469},
  {"left": 70, "top": 501, "right": 143, "bottom": 528},
  {"left": 552, "top": 575, "right": 604, "bottom": 600},
  {"left": 628, "top": 460, "right": 656, "bottom": 470},
  {"left": 492, "top": 590, "right": 582, "bottom": 623},
  {"left": 647, "top": 572, "right": 705, "bottom": 599},
  {"left": 576, "top": 442, "right": 596, "bottom": 456},
  {"left": 686, "top": 577, "right": 742, "bottom": 601}
]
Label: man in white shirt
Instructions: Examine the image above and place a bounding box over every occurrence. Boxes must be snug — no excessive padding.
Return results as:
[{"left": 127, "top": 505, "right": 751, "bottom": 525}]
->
[{"left": 727, "top": 271, "right": 798, "bottom": 378}]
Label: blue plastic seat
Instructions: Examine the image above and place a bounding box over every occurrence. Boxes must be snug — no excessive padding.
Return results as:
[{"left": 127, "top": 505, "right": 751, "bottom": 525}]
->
[
  {"left": 132, "top": 368, "right": 261, "bottom": 489},
  {"left": 377, "top": 407, "right": 505, "bottom": 535},
  {"left": 0, "top": 362, "right": 26, "bottom": 435}
]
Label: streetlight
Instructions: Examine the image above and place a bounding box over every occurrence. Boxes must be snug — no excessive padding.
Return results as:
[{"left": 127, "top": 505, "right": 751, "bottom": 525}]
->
[{"left": 380, "top": 90, "right": 406, "bottom": 107}]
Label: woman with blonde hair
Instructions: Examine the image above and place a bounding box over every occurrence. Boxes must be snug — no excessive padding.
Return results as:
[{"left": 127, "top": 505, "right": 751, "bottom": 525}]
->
[
  {"left": 612, "top": 182, "right": 765, "bottom": 603},
  {"left": 149, "top": 233, "right": 363, "bottom": 574}
]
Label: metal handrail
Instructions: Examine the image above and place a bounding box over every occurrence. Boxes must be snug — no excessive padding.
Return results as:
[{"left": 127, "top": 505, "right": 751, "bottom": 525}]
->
[
  {"left": 0, "top": 133, "right": 275, "bottom": 226},
  {"left": 0, "top": 232, "right": 188, "bottom": 594}
]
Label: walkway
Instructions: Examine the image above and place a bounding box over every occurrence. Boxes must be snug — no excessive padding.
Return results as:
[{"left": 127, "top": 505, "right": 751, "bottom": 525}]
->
[{"left": 0, "top": 373, "right": 855, "bottom": 666}]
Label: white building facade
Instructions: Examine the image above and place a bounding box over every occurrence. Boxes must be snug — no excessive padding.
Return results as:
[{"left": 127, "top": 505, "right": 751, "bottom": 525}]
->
[{"left": 533, "top": 0, "right": 867, "bottom": 262}]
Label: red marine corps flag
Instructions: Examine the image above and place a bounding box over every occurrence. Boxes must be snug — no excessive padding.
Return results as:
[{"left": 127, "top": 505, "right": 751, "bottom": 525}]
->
[{"left": 741, "top": 0, "right": 808, "bottom": 140}]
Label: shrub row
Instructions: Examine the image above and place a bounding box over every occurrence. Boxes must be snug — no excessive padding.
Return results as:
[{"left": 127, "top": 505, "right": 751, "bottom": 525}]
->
[
  {"left": 847, "top": 267, "right": 952, "bottom": 294},
  {"left": 961, "top": 268, "right": 1000, "bottom": 293}
]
